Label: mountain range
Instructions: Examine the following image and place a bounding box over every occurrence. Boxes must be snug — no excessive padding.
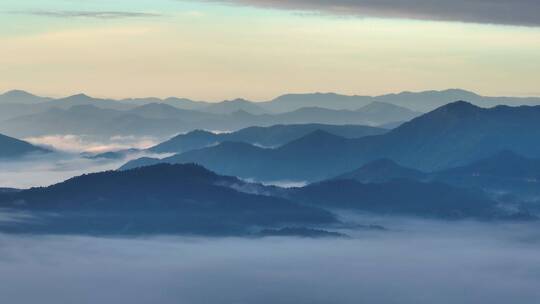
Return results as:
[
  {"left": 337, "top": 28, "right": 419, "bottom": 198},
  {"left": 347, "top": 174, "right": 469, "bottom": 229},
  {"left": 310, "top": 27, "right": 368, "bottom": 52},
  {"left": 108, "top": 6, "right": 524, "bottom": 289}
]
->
[
  {"left": 0, "top": 162, "right": 524, "bottom": 236},
  {"left": 0, "top": 101, "right": 412, "bottom": 138},
  {"left": 149, "top": 124, "right": 387, "bottom": 154},
  {"left": 3, "top": 88, "right": 540, "bottom": 138},
  {"left": 335, "top": 151, "right": 540, "bottom": 201},
  {"left": 287, "top": 179, "right": 498, "bottom": 219},
  {"left": 121, "top": 101, "right": 540, "bottom": 182},
  {"left": 0, "top": 164, "right": 335, "bottom": 235},
  {"left": 2, "top": 88, "right": 540, "bottom": 116}
]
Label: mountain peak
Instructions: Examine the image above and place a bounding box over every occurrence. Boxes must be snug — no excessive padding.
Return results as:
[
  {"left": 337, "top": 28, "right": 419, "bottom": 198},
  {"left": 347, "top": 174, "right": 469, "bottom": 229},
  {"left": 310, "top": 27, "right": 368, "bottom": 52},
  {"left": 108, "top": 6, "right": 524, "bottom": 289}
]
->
[
  {"left": 188, "top": 129, "right": 216, "bottom": 136},
  {"left": 441, "top": 88, "right": 480, "bottom": 96},
  {"left": 2, "top": 89, "right": 35, "bottom": 97},
  {"left": 280, "top": 129, "right": 346, "bottom": 152},
  {"left": 301, "top": 129, "right": 339, "bottom": 140},
  {"left": 431, "top": 100, "right": 481, "bottom": 115},
  {"left": 65, "top": 93, "right": 93, "bottom": 101},
  {"left": 445, "top": 100, "right": 477, "bottom": 108},
  {"left": 0, "top": 90, "right": 51, "bottom": 104}
]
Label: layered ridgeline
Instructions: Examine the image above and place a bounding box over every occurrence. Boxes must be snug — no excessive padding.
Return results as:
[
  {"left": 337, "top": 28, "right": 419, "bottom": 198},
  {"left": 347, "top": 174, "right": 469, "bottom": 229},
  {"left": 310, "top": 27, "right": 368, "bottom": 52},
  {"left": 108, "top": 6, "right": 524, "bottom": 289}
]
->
[
  {"left": 0, "top": 133, "right": 49, "bottom": 158},
  {"left": 149, "top": 124, "right": 387, "bottom": 154},
  {"left": 0, "top": 163, "right": 521, "bottom": 236},
  {"left": 259, "top": 89, "right": 540, "bottom": 113},
  {"left": 0, "top": 164, "right": 336, "bottom": 235},
  {"left": 2, "top": 89, "right": 540, "bottom": 118},
  {"left": 4, "top": 88, "right": 540, "bottom": 138},
  {"left": 0, "top": 101, "right": 416, "bottom": 138},
  {"left": 335, "top": 151, "right": 540, "bottom": 201},
  {"left": 122, "top": 101, "right": 540, "bottom": 182},
  {"left": 287, "top": 179, "right": 500, "bottom": 219},
  {"left": 0, "top": 104, "right": 213, "bottom": 138}
]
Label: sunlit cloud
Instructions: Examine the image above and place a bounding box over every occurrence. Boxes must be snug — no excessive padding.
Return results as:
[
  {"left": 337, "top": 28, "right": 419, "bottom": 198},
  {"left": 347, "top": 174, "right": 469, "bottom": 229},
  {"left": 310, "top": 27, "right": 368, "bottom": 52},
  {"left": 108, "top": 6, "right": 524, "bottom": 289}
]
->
[{"left": 24, "top": 135, "right": 158, "bottom": 153}]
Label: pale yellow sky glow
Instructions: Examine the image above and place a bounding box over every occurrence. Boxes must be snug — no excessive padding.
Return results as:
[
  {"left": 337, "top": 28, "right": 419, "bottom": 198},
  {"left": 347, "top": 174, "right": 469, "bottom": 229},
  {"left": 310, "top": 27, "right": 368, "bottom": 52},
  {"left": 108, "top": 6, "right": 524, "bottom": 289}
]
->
[{"left": 1, "top": 1, "right": 540, "bottom": 100}]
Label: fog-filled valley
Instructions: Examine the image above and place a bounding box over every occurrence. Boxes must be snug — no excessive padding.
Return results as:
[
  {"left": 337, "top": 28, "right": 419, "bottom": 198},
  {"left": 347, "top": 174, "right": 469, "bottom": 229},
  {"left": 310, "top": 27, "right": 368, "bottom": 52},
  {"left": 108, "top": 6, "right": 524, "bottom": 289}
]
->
[
  {"left": 4, "top": 0, "right": 540, "bottom": 300},
  {"left": 0, "top": 135, "right": 164, "bottom": 188},
  {"left": 2, "top": 218, "right": 540, "bottom": 304},
  {"left": 2, "top": 89, "right": 540, "bottom": 303}
]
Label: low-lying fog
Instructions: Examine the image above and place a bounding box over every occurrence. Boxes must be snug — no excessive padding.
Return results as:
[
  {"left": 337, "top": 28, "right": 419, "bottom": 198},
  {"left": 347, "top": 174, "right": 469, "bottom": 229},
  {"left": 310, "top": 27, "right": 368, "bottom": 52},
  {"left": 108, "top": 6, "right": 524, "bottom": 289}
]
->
[
  {"left": 0, "top": 154, "right": 127, "bottom": 188},
  {"left": 24, "top": 134, "right": 159, "bottom": 154},
  {"left": 1, "top": 217, "right": 540, "bottom": 304},
  {"left": 3, "top": 135, "right": 540, "bottom": 303},
  {"left": 0, "top": 135, "right": 164, "bottom": 188}
]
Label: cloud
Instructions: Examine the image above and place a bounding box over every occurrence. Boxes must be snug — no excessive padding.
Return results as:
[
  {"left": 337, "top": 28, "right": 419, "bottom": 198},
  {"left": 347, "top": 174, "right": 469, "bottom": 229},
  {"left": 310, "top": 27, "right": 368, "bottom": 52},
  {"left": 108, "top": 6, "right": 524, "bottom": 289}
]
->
[
  {"left": 0, "top": 153, "right": 127, "bottom": 189},
  {"left": 24, "top": 134, "right": 158, "bottom": 154},
  {"left": 10, "top": 10, "right": 162, "bottom": 19},
  {"left": 1, "top": 220, "right": 540, "bottom": 303},
  {"left": 209, "top": 0, "right": 540, "bottom": 26},
  {"left": 0, "top": 146, "right": 169, "bottom": 189}
]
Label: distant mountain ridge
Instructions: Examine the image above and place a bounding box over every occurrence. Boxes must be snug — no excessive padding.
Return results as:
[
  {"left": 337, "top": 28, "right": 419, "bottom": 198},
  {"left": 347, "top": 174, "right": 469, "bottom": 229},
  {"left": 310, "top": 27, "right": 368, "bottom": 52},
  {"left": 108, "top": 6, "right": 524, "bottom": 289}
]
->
[
  {"left": 3, "top": 88, "right": 540, "bottom": 114},
  {"left": 203, "top": 99, "right": 268, "bottom": 114},
  {"left": 0, "top": 102, "right": 408, "bottom": 138},
  {"left": 121, "top": 101, "right": 540, "bottom": 181},
  {"left": 149, "top": 124, "right": 387, "bottom": 154},
  {"left": 334, "top": 151, "right": 540, "bottom": 201},
  {"left": 3, "top": 88, "right": 540, "bottom": 138},
  {"left": 0, "top": 132, "right": 49, "bottom": 158},
  {"left": 0, "top": 90, "right": 52, "bottom": 104}
]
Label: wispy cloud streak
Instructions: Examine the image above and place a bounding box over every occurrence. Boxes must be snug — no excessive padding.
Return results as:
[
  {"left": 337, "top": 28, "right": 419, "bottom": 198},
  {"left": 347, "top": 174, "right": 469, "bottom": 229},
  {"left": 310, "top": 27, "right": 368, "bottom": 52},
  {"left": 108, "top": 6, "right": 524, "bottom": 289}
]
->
[{"left": 9, "top": 10, "right": 162, "bottom": 19}]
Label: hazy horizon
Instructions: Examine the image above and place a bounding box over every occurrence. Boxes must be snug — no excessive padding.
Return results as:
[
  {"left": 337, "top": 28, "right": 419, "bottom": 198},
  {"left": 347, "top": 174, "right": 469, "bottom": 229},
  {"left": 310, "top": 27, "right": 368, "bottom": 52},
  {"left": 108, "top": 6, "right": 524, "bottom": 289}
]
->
[
  {"left": 1, "top": 0, "right": 539, "bottom": 100},
  {"left": 3, "top": 87, "right": 540, "bottom": 103}
]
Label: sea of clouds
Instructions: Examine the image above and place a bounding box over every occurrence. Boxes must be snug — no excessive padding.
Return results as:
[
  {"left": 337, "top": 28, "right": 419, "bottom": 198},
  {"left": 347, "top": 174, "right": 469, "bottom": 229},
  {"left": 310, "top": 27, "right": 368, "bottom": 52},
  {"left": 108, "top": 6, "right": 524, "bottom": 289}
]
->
[
  {"left": 0, "top": 135, "right": 166, "bottom": 188},
  {"left": 1, "top": 217, "right": 540, "bottom": 304}
]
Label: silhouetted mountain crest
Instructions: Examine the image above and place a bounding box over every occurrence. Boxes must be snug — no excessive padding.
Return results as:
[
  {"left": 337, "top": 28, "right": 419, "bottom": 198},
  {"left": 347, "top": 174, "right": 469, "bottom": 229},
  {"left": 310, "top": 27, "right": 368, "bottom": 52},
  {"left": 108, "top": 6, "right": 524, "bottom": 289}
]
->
[
  {"left": 147, "top": 124, "right": 386, "bottom": 154},
  {"left": 277, "top": 130, "right": 347, "bottom": 153},
  {"left": 0, "top": 163, "right": 335, "bottom": 235},
  {"left": 433, "top": 100, "right": 481, "bottom": 114},
  {"left": 0, "top": 133, "right": 49, "bottom": 158},
  {"left": 0, "top": 90, "right": 52, "bottom": 104},
  {"left": 2, "top": 90, "right": 37, "bottom": 98},
  {"left": 63, "top": 93, "right": 93, "bottom": 101}
]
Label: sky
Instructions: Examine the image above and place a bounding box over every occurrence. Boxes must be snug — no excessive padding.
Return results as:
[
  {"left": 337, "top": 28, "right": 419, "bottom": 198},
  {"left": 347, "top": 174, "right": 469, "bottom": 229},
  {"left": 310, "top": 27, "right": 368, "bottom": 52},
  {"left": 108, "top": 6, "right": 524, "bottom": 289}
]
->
[{"left": 1, "top": 0, "right": 539, "bottom": 101}]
